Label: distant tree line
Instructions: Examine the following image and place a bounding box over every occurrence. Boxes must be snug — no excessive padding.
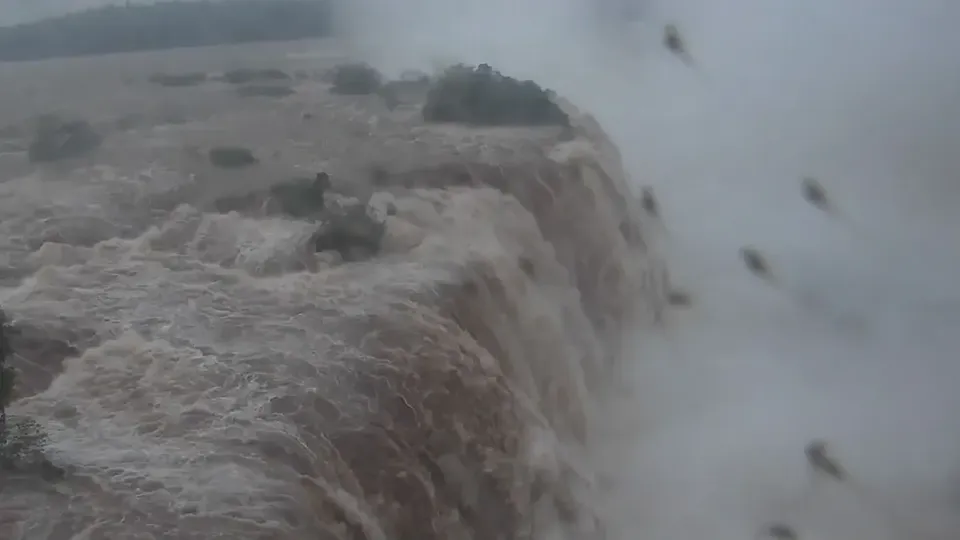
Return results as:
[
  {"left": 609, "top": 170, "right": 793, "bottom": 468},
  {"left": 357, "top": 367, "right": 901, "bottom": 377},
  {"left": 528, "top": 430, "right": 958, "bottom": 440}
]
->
[{"left": 0, "top": 0, "right": 334, "bottom": 63}]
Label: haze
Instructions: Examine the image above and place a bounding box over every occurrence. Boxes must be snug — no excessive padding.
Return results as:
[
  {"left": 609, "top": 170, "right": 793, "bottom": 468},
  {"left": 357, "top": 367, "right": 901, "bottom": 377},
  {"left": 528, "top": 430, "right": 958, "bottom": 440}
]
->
[{"left": 338, "top": 0, "right": 960, "bottom": 538}]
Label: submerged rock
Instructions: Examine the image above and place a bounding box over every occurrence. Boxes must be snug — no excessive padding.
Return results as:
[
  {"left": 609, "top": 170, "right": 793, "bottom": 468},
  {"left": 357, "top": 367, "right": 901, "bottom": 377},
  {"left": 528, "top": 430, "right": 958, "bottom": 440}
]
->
[
  {"left": 208, "top": 146, "right": 258, "bottom": 168},
  {"left": 27, "top": 115, "right": 102, "bottom": 163}
]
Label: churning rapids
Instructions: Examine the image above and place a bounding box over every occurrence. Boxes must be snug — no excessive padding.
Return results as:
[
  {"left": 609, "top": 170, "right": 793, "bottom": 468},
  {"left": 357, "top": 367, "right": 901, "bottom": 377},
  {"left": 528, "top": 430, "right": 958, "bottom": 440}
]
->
[{"left": 0, "top": 41, "right": 666, "bottom": 539}]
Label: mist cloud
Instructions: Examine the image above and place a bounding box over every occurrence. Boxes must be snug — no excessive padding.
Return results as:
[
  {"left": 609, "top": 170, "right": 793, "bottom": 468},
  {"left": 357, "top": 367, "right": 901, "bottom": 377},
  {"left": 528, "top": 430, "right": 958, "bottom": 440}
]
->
[{"left": 336, "top": 1, "right": 960, "bottom": 538}]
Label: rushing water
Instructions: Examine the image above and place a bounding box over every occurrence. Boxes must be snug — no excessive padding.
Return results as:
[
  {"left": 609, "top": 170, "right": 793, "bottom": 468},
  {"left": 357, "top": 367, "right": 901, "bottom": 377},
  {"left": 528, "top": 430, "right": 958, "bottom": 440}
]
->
[{"left": 0, "top": 38, "right": 665, "bottom": 539}]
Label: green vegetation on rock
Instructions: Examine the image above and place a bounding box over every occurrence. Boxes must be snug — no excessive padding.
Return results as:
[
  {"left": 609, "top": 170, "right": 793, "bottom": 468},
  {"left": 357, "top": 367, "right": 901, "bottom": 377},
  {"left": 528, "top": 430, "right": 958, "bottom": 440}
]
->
[
  {"left": 423, "top": 64, "right": 570, "bottom": 127},
  {"left": 330, "top": 63, "right": 383, "bottom": 96},
  {"left": 0, "top": 1, "right": 334, "bottom": 63}
]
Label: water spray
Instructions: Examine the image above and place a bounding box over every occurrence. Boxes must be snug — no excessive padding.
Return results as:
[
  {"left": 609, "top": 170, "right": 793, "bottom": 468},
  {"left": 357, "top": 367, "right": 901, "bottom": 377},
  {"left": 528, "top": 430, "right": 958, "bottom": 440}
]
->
[{"left": 663, "top": 24, "right": 695, "bottom": 68}]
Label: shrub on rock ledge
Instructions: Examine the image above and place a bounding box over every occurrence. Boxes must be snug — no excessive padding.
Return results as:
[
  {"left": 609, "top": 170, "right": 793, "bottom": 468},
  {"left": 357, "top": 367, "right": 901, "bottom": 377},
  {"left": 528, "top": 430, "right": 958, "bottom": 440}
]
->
[
  {"left": 149, "top": 72, "right": 208, "bottom": 87},
  {"left": 330, "top": 62, "right": 382, "bottom": 95},
  {"left": 27, "top": 115, "right": 102, "bottom": 163},
  {"left": 422, "top": 63, "right": 569, "bottom": 127},
  {"left": 208, "top": 146, "right": 258, "bottom": 168}
]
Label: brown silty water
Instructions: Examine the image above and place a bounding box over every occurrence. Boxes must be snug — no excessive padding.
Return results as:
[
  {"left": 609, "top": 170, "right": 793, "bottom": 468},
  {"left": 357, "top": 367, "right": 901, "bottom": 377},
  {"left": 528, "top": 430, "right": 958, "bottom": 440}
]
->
[{"left": 0, "top": 40, "right": 668, "bottom": 539}]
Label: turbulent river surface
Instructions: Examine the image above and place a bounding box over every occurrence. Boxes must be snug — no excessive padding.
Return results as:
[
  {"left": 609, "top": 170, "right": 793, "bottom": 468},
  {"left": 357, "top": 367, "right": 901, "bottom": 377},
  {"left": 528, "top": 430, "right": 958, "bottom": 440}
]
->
[{"left": 0, "top": 38, "right": 666, "bottom": 539}]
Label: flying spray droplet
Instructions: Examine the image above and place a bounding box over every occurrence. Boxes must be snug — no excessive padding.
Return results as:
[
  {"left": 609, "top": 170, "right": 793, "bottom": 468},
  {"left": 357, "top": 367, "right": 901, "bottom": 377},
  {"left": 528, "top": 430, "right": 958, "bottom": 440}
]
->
[
  {"left": 664, "top": 24, "right": 684, "bottom": 54},
  {"left": 740, "top": 247, "right": 771, "bottom": 279},
  {"left": 640, "top": 186, "right": 659, "bottom": 217},
  {"left": 801, "top": 177, "right": 829, "bottom": 211},
  {"left": 761, "top": 523, "right": 798, "bottom": 539},
  {"left": 804, "top": 439, "right": 846, "bottom": 482},
  {"left": 664, "top": 24, "right": 695, "bottom": 67},
  {"left": 666, "top": 289, "right": 692, "bottom": 307}
]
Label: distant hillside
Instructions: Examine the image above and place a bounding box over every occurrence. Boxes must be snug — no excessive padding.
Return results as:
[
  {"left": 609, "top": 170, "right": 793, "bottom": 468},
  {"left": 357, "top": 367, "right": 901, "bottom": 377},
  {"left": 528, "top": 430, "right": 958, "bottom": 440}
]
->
[{"left": 0, "top": 0, "right": 334, "bottom": 62}]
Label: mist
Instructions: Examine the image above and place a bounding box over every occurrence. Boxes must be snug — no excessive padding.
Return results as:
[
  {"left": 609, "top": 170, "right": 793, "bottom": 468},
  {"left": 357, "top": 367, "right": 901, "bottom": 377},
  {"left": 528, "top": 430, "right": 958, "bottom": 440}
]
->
[{"left": 333, "top": 0, "right": 960, "bottom": 538}]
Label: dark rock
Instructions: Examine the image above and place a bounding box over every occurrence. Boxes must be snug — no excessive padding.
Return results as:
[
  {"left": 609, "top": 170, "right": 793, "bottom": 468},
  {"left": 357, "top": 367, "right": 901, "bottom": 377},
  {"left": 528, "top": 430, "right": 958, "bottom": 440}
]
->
[
  {"left": 149, "top": 72, "right": 208, "bottom": 87},
  {"left": 208, "top": 146, "right": 258, "bottom": 168},
  {"left": 330, "top": 63, "right": 383, "bottom": 96},
  {"left": 235, "top": 84, "right": 296, "bottom": 98},
  {"left": 5, "top": 319, "right": 87, "bottom": 398},
  {"left": 423, "top": 63, "right": 569, "bottom": 127},
  {"left": 0, "top": 310, "right": 10, "bottom": 422},
  {"left": 221, "top": 68, "right": 290, "bottom": 85},
  {"left": 0, "top": 309, "right": 66, "bottom": 479},
  {"left": 27, "top": 115, "right": 102, "bottom": 163},
  {"left": 312, "top": 202, "right": 386, "bottom": 261},
  {"left": 268, "top": 172, "right": 331, "bottom": 218},
  {"left": 214, "top": 173, "right": 331, "bottom": 217}
]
